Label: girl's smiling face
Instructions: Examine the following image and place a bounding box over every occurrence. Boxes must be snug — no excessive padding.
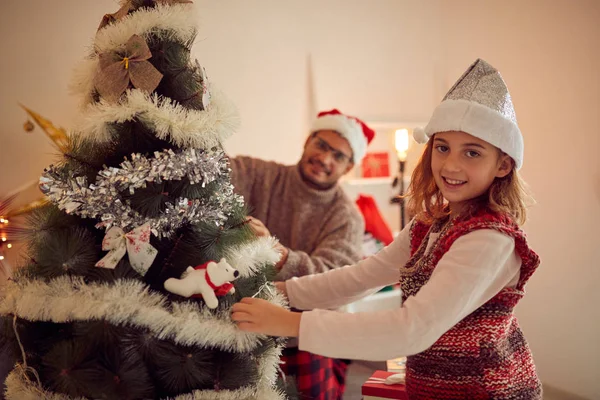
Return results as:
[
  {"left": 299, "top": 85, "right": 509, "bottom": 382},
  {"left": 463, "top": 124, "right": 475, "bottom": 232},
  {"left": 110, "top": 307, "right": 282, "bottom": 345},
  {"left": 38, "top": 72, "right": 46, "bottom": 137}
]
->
[{"left": 431, "top": 131, "right": 512, "bottom": 215}]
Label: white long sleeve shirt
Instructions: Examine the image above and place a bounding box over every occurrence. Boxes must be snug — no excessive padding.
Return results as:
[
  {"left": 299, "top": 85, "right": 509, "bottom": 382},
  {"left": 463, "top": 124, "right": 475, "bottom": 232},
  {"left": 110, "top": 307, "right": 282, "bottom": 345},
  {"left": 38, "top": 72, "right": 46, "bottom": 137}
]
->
[{"left": 286, "top": 222, "right": 522, "bottom": 361}]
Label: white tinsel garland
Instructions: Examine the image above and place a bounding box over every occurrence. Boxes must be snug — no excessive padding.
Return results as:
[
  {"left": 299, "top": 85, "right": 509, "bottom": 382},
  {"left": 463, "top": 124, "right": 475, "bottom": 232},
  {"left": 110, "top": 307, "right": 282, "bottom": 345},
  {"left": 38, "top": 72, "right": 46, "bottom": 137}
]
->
[
  {"left": 172, "top": 385, "right": 285, "bottom": 400},
  {"left": 0, "top": 276, "right": 286, "bottom": 352},
  {"left": 225, "top": 236, "right": 282, "bottom": 278},
  {"left": 4, "top": 367, "right": 286, "bottom": 400},
  {"left": 255, "top": 340, "right": 286, "bottom": 394},
  {"left": 94, "top": 3, "right": 197, "bottom": 55},
  {"left": 72, "top": 88, "right": 239, "bottom": 148}
]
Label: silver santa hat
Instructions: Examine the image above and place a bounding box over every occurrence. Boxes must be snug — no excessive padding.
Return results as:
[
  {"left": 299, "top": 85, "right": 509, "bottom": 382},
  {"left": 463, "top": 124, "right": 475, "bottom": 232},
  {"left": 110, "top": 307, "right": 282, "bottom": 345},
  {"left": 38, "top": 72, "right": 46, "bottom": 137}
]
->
[{"left": 414, "top": 59, "right": 524, "bottom": 169}]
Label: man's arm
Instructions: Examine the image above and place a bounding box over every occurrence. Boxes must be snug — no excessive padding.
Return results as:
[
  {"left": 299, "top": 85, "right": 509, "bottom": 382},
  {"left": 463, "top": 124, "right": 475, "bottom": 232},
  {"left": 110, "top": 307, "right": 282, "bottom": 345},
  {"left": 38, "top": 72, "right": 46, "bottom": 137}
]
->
[{"left": 276, "top": 208, "right": 365, "bottom": 281}]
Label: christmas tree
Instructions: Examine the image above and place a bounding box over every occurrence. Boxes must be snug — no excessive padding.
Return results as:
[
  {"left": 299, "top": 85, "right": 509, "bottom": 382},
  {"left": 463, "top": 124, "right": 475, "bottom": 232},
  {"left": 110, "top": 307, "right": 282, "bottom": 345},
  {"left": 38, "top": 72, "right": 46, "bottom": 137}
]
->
[{"left": 0, "top": 1, "right": 287, "bottom": 399}]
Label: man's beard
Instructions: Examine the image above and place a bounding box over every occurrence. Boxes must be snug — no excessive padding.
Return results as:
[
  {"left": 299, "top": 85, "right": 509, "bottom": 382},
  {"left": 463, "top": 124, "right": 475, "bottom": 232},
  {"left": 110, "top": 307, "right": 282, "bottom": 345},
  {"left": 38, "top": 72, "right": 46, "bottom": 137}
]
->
[{"left": 298, "top": 159, "right": 336, "bottom": 190}]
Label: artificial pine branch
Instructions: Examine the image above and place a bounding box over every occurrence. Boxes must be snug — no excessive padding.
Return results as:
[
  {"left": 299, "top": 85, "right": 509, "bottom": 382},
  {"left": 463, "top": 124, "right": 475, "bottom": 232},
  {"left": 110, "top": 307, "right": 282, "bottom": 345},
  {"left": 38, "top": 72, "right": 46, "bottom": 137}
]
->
[
  {"left": 214, "top": 351, "right": 260, "bottom": 391},
  {"left": 224, "top": 203, "right": 254, "bottom": 230},
  {"left": 150, "top": 205, "right": 254, "bottom": 284},
  {"left": 58, "top": 134, "right": 109, "bottom": 179},
  {"left": 72, "top": 321, "right": 132, "bottom": 352},
  {"left": 154, "top": 232, "right": 185, "bottom": 282},
  {"left": 41, "top": 339, "right": 109, "bottom": 398},
  {"left": 15, "top": 320, "right": 74, "bottom": 376},
  {"left": 147, "top": 35, "right": 193, "bottom": 76},
  {"left": 121, "top": 178, "right": 218, "bottom": 220},
  {"left": 105, "top": 119, "right": 178, "bottom": 166},
  {"left": 26, "top": 226, "right": 99, "bottom": 280},
  {"left": 141, "top": 337, "right": 215, "bottom": 396},
  {"left": 233, "top": 264, "right": 278, "bottom": 299},
  {"left": 121, "top": 181, "right": 172, "bottom": 218},
  {"left": 94, "top": 347, "right": 155, "bottom": 399},
  {"left": 179, "top": 179, "right": 220, "bottom": 200},
  {"left": 85, "top": 258, "right": 141, "bottom": 283},
  {"left": 24, "top": 204, "right": 82, "bottom": 245},
  {"left": 180, "top": 219, "right": 253, "bottom": 269},
  {"left": 145, "top": 33, "right": 207, "bottom": 111},
  {"left": 163, "top": 68, "right": 205, "bottom": 110}
]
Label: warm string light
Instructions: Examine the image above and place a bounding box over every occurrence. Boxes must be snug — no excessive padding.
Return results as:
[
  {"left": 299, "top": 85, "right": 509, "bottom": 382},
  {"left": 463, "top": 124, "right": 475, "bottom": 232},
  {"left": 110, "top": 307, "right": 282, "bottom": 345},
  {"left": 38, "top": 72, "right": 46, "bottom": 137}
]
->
[
  {"left": 0, "top": 215, "right": 12, "bottom": 259},
  {"left": 0, "top": 196, "right": 17, "bottom": 261},
  {"left": 392, "top": 128, "right": 411, "bottom": 230},
  {"left": 395, "top": 129, "right": 409, "bottom": 162}
]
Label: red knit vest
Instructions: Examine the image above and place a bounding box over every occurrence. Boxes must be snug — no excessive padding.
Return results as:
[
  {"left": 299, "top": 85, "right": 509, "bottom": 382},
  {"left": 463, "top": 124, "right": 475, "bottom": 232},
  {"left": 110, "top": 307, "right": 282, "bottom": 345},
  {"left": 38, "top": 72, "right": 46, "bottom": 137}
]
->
[{"left": 402, "top": 209, "right": 542, "bottom": 399}]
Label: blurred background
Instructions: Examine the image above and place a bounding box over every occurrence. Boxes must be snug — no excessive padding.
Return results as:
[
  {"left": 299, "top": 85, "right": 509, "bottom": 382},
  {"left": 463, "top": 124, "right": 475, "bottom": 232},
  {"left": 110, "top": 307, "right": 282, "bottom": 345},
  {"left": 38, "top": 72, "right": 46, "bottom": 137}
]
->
[{"left": 0, "top": 1, "right": 598, "bottom": 399}]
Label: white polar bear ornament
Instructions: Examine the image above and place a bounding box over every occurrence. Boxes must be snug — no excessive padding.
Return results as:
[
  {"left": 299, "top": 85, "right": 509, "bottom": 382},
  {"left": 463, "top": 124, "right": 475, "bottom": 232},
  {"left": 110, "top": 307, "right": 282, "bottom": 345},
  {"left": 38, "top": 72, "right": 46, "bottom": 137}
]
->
[{"left": 164, "top": 258, "right": 240, "bottom": 309}]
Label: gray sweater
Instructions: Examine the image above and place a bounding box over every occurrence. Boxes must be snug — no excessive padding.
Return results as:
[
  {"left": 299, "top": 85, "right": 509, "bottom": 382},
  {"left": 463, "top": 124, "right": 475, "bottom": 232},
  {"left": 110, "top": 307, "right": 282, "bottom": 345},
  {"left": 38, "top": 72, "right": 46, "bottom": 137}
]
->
[{"left": 229, "top": 156, "right": 364, "bottom": 281}]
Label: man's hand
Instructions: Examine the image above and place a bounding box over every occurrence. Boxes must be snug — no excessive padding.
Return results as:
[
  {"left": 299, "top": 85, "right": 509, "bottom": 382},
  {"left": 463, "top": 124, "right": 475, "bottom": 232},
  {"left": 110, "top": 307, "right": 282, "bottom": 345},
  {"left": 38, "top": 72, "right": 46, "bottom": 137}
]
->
[
  {"left": 274, "top": 243, "right": 288, "bottom": 271},
  {"left": 231, "top": 297, "right": 301, "bottom": 337},
  {"left": 274, "top": 281, "right": 287, "bottom": 299},
  {"left": 247, "top": 216, "right": 270, "bottom": 237},
  {"left": 247, "top": 217, "right": 288, "bottom": 270}
]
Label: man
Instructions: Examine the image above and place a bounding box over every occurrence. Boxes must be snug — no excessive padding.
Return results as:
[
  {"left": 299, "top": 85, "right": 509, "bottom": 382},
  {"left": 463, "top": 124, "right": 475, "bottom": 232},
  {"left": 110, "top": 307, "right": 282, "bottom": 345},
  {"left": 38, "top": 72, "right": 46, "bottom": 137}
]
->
[{"left": 229, "top": 109, "right": 375, "bottom": 400}]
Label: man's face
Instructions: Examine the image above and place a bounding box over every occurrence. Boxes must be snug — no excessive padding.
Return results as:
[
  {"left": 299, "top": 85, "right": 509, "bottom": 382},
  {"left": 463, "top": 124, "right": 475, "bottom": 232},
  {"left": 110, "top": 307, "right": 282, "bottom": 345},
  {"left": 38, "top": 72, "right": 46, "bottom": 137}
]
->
[{"left": 299, "top": 130, "right": 355, "bottom": 190}]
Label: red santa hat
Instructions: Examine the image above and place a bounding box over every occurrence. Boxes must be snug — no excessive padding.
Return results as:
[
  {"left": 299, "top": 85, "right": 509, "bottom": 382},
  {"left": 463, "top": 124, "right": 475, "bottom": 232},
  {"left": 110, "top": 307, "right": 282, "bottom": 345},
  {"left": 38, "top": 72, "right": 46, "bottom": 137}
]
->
[{"left": 311, "top": 109, "right": 375, "bottom": 163}]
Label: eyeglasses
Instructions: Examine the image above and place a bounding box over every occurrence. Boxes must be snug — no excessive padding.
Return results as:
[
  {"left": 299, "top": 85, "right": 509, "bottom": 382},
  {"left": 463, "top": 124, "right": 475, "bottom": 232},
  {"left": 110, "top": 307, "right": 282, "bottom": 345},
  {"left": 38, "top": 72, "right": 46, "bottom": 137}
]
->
[{"left": 312, "top": 136, "right": 352, "bottom": 164}]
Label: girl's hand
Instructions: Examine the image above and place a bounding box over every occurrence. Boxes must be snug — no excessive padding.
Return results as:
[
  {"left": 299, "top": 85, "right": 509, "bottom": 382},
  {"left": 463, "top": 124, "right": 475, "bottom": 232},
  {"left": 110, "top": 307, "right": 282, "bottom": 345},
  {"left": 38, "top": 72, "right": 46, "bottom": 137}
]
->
[{"left": 231, "top": 297, "right": 301, "bottom": 337}]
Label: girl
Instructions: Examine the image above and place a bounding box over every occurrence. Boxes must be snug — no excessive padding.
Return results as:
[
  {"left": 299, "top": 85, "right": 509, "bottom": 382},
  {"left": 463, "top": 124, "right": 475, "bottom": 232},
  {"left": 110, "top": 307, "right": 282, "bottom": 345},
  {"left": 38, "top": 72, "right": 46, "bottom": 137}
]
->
[{"left": 232, "top": 59, "right": 542, "bottom": 399}]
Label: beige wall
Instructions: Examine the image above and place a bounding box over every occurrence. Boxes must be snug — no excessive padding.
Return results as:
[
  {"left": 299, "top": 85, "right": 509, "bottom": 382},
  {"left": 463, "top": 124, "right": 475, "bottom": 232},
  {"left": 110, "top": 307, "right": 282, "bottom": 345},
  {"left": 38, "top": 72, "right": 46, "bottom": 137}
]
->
[{"left": 1, "top": 0, "right": 598, "bottom": 398}]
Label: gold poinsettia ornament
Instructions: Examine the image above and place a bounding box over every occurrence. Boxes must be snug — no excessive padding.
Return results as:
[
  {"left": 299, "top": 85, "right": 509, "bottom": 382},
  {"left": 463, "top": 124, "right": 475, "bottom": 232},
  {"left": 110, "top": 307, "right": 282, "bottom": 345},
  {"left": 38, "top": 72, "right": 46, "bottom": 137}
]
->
[{"left": 93, "top": 34, "right": 163, "bottom": 103}]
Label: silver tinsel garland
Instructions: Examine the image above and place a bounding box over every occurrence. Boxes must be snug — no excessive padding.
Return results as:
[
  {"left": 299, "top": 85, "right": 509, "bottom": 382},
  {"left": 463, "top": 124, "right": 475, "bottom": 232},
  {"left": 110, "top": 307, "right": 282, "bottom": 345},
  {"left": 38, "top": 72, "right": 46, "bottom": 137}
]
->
[{"left": 40, "top": 148, "right": 244, "bottom": 237}]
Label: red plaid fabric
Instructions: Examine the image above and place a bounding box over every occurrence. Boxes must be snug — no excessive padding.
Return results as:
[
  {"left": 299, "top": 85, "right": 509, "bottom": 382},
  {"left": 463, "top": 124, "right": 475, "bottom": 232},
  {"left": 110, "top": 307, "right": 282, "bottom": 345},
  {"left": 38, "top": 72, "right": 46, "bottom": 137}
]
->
[{"left": 281, "top": 347, "right": 349, "bottom": 400}]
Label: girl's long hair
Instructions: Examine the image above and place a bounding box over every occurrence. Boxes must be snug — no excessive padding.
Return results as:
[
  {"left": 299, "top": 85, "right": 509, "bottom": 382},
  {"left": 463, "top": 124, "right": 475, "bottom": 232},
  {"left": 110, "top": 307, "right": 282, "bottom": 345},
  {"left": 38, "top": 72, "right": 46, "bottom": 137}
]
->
[{"left": 405, "top": 137, "right": 532, "bottom": 226}]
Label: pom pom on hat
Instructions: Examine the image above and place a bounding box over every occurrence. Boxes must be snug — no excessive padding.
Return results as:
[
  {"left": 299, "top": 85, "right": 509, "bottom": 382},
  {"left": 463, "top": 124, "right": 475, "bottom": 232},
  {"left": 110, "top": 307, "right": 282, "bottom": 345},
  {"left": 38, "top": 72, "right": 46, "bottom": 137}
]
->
[
  {"left": 412, "top": 126, "right": 429, "bottom": 144},
  {"left": 311, "top": 109, "right": 375, "bottom": 163}
]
